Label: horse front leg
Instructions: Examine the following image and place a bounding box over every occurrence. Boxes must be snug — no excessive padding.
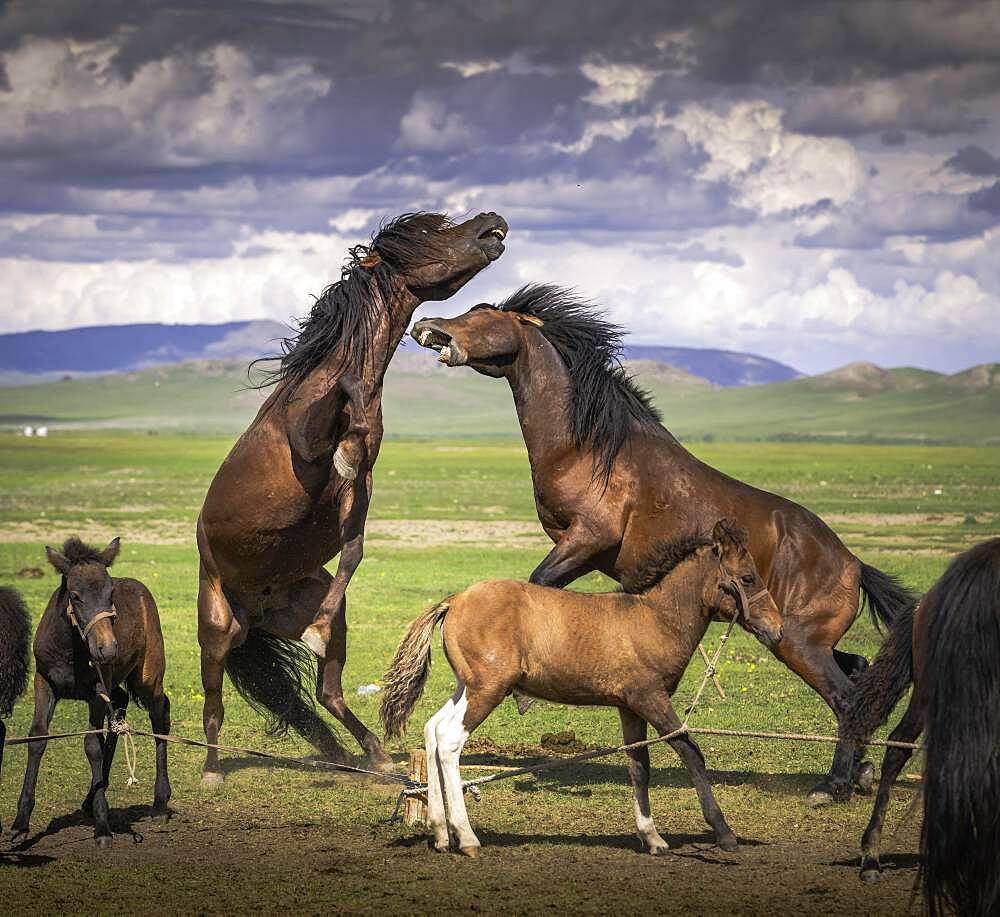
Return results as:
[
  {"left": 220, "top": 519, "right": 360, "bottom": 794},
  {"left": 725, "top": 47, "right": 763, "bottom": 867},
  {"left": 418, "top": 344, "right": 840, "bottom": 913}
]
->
[
  {"left": 301, "top": 472, "right": 370, "bottom": 659},
  {"left": 619, "top": 709, "right": 669, "bottom": 855},
  {"left": 83, "top": 699, "right": 114, "bottom": 848},
  {"left": 332, "top": 372, "right": 370, "bottom": 482},
  {"left": 528, "top": 521, "right": 610, "bottom": 588},
  {"left": 10, "top": 674, "right": 56, "bottom": 847}
]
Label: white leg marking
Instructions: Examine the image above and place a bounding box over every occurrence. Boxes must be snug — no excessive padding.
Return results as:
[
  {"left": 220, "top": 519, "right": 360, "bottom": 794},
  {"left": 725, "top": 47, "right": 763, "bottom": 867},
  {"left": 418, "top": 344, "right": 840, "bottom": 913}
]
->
[
  {"left": 435, "top": 684, "right": 480, "bottom": 853},
  {"left": 423, "top": 697, "right": 454, "bottom": 850},
  {"left": 634, "top": 798, "right": 669, "bottom": 855}
]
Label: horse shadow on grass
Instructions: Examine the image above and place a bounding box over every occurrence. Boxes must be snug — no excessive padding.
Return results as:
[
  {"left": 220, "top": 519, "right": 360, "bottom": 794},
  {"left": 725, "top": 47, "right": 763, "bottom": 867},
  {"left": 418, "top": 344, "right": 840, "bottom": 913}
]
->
[
  {"left": 388, "top": 828, "right": 765, "bottom": 863},
  {"left": 457, "top": 752, "right": 822, "bottom": 799},
  {"left": 9, "top": 803, "right": 166, "bottom": 852}
]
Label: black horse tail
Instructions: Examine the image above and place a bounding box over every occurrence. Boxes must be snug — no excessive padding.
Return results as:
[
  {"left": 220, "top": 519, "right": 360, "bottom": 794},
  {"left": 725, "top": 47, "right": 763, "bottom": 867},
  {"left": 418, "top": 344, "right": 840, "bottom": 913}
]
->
[
  {"left": 0, "top": 586, "right": 31, "bottom": 718},
  {"left": 858, "top": 561, "right": 916, "bottom": 632},
  {"left": 224, "top": 628, "right": 348, "bottom": 759},
  {"left": 840, "top": 602, "right": 915, "bottom": 748},
  {"left": 920, "top": 538, "right": 1000, "bottom": 917}
]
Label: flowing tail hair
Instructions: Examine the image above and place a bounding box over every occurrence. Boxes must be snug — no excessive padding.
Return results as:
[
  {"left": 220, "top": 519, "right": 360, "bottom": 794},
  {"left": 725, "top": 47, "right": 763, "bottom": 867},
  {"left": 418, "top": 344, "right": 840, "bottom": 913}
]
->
[
  {"left": 839, "top": 602, "right": 915, "bottom": 749},
  {"left": 0, "top": 586, "right": 31, "bottom": 719},
  {"left": 920, "top": 538, "right": 1000, "bottom": 917},
  {"left": 858, "top": 561, "right": 916, "bottom": 633},
  {"left": 380, "top": 599, "right": 451, "bottom": 739},
  {"left": 223, "top": 623, "right": 348, "bottom": 760}
]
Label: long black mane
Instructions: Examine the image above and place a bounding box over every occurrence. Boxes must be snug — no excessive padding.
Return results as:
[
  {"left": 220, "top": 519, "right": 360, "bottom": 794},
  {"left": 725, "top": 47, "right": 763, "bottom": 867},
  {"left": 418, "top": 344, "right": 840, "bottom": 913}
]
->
[
  {"left": 252, "top": 212, "right": 458, "bottom": 393},
  {"left": 622, "top": 532, "right": 713, "bottom": 594},
  {"left": 497, "top": 284, "right": 663, "bottom": 483}
]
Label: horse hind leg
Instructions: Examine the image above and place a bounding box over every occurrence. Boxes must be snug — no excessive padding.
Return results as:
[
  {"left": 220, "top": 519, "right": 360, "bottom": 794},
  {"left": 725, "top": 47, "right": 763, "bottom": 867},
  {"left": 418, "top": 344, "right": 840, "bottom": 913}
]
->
[
  {"left": 436, "top": 683, "right": 505, "bottom": 857},
  {"left": 859, "top": 699, "right": 922, "bottom": 884},
  {"left": 198, "top": 574, "right": 241, "bottom": 788},
  {"left": 833, "top": 648, "right": 875, "bottom": 793},
  {"left": 315, "top": 596, "right": 393, "bottom": 771},
  {"left": 619, "top": 709, "right": 669, "bottom": 855},
  {"left": 423, "top": 696, "right": 457, "bottom": 852}
]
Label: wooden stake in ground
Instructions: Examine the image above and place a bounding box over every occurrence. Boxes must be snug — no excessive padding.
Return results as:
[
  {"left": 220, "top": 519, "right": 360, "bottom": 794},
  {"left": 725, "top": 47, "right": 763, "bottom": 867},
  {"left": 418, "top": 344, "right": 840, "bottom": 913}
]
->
[{"left": 404, "top": 749, "right": 428, "bottom": 827}]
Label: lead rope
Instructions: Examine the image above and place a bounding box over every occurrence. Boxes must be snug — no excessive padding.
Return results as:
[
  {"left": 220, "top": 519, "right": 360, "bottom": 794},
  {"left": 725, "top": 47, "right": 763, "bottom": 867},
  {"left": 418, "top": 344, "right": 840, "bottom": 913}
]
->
[{"left": 67, "top": 599, "right": 139, "bottom": 787}]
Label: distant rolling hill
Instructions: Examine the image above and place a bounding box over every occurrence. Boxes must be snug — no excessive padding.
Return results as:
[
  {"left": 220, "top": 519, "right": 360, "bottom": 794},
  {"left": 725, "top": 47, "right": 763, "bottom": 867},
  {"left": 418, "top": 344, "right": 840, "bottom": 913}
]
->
[
  {"left": 0, "top": 320, "right": 798, "bottom": 388},
  {"left": 1, "top": 356, "right": 997, "bottom": 444},
  {"left": 623, "top": 345, "right": 800, "bottom": 386}
]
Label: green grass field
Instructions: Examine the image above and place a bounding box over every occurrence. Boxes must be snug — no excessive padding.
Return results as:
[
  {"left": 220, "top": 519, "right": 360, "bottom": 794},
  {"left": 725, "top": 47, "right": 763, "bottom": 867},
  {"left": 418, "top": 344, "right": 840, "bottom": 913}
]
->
[{"left": 1, "top": 432, "right": 998, "bottom": 912}]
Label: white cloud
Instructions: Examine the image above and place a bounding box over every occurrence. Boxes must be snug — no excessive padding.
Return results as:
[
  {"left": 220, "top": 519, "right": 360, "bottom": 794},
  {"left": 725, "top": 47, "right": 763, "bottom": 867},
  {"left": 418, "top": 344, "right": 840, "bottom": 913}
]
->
[
  {"left": 580, "top": 59, "right": 658, "bottom": 107},
  {"left": 441, "top": 59, "right": 504, "bottom": 78},
  {"left": 0, "top": 38, "right": 331, "bottom": 164},
  {"left": 668, "top": 100, "right": 865, "bottom": 214},
  {"left": 398, "top": 93, "right": 478, "bottom": 152}
]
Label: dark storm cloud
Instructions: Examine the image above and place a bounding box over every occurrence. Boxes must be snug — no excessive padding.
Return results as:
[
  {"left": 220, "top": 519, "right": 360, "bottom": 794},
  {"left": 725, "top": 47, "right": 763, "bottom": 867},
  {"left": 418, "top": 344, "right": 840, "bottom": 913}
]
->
[
  {"left": 0, "top": 0, "right": 997, "bottom": 319},
  {"left": 945, "top": 144, "right": 1000, "bottom": 176}
]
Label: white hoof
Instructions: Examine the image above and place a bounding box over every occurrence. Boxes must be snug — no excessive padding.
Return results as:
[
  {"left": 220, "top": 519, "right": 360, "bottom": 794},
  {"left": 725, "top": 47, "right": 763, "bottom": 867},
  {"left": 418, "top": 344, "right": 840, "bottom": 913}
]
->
[
  {"left": 301, "top": 625, "right": 328, "bottom": 658},
  {"left": 333, "top": 446, "right": 358, "bottom": 481}
]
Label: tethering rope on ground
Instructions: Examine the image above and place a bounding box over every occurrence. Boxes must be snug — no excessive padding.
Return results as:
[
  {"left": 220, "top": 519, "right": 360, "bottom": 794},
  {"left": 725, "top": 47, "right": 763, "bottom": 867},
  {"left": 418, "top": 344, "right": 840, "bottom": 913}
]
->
[{"left": 3, "top": 618, "right": 922, "bottom": 807}]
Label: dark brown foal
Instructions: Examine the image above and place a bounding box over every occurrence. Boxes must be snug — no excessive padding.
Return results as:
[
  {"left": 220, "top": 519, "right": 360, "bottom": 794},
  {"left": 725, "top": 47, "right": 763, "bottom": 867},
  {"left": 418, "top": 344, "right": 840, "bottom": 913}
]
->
[{"left": 11, "top": 537, "right": 171, "bottom": 849}]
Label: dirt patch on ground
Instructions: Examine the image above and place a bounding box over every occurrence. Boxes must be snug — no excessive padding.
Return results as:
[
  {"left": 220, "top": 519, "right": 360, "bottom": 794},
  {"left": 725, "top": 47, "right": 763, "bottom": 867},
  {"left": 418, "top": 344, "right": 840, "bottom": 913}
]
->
[
  {"left": 0, "top": 519, "right": 552, "bottom": 550},
  {"left": 825, "top": 512, "right": 994, "bottom": 527},
  {"left": 0, "top": 788, "right": 921, "bottom": 916}
]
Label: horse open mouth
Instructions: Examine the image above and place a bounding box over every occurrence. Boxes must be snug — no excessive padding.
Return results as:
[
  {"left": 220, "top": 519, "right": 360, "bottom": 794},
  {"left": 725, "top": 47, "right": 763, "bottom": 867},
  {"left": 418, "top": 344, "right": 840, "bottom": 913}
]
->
[
  {"left": 477, "top": 217, "right": 508, "bottom": 261},
  {"left": 412, "top": 324, "right": 467, "bottom": 366}
]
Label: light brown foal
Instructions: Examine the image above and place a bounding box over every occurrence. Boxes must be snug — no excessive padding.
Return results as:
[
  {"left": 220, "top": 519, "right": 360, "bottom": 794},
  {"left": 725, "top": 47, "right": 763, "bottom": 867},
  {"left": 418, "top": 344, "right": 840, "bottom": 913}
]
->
[{"left": 382, "top": 520, "right": 783, "bottom": 857}]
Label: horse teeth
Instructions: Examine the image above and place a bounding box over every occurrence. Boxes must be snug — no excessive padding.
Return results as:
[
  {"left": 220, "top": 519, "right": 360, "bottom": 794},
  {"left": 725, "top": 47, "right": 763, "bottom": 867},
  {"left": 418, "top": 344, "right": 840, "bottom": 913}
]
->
[
  {"left": 439, "top": 346, "right": 451, "bottom": 363},
  {"left": 419, "top": 330, "right": 432, "bottom": 346}
]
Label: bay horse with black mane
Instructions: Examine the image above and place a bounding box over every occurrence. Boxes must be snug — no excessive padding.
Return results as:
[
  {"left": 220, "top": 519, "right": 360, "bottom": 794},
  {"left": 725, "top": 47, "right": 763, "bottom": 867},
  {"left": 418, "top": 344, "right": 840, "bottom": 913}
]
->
[
  {"left": 11, "top": 537, "right": 171, "bottom": 848},
  {"left": 827, "top": 537, "right": 1000, "bottom": 914},
  {"left": 381, "top": 520, "right": 783, "bottom": 857},
  {"left": 412, "top": 284, "right": 915, "bottom": 804},
  {"left": 0, "top": 587, "right": 31, "bottom": 839},
  {"left": 197, "top": 211, "right": 508, "bottom": 783}
]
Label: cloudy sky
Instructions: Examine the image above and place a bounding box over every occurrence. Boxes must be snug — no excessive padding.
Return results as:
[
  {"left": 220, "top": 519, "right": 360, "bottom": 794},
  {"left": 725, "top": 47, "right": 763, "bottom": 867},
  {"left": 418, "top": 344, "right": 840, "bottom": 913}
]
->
[{"left": 1, "top": 0, "right": 999, "bottom": 373}]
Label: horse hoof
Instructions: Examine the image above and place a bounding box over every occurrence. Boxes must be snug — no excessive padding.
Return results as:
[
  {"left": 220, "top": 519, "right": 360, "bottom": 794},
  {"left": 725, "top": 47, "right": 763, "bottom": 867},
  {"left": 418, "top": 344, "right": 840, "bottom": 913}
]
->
[
  {"left": 805, "top": 788, "right": 834, "bottom": 808},
  {"left": 429, "top": 839, "right": 449, "bottom": 853},
  {"left": 854, "top": 762, "right": 875, "bottom": 794},
  {"left": 860, "top": 867, "right": 882, "bottom": 884},
  {"left": 95, "top": 835, "right": 113, "bottom": 849},
  {"left": 151, "top": 806, "right": 170, "bottom": 823},
  {"left": 301, "top": 625, "right": 328, "bottom": 659},
  {"left": 333, "top": 447, "right": 358, "bottom": 481},
  {"left": 647, "top": 842, "right": 670, "bottom": 857},
  {"left": 9, "top": 830, "right": 28, "bottom": 849},
  {"left": 200, "top": 771, "right": 225, "bottom": 790},
  {"left": 718, "top": 835, "right": 739, "bottom": 853},
  {"left": 459, "top": 845, "right": 481, "bottom": 859}
]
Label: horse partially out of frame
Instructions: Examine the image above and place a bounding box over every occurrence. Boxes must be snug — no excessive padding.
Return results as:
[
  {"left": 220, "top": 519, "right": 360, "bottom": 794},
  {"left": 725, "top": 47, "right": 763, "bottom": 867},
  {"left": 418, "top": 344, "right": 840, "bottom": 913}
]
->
[{"left": 828, "top": 536, "right": 1000, "bottom": 915}]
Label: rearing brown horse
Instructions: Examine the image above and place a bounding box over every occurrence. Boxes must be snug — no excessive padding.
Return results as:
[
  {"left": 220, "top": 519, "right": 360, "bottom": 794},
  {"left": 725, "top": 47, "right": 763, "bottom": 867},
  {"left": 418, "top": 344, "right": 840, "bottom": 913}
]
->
[
  {"left": 412, "top": 284, "right": 915, "bottom": 804},
  {"left": 197, "top": 211, "right": 508, "bottom": 784}
]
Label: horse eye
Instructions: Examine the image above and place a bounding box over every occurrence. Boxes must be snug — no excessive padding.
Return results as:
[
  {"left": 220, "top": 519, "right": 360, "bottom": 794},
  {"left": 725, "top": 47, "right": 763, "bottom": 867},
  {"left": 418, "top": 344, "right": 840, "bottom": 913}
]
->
[
  {"left": 741, "top": 574, "right": 755, "bottom": 585},
  {"left": 421, "top": 229, "right": 428, "bottom": 234}
]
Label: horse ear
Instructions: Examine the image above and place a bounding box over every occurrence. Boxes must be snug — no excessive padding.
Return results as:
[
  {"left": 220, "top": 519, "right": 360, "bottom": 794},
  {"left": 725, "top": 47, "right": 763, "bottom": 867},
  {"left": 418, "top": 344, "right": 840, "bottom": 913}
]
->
[
  {"left": 45, "top": 546, "right": 70, "bottom": 575},
  {"left": 100, "top": 537, "right": 121, "bottom": 567},
  {"left": 514, "top": 313, "right": 544, "bottom": 328},
  {"left": 712, "top": 519, "right": 736, "bottom": 552}
]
